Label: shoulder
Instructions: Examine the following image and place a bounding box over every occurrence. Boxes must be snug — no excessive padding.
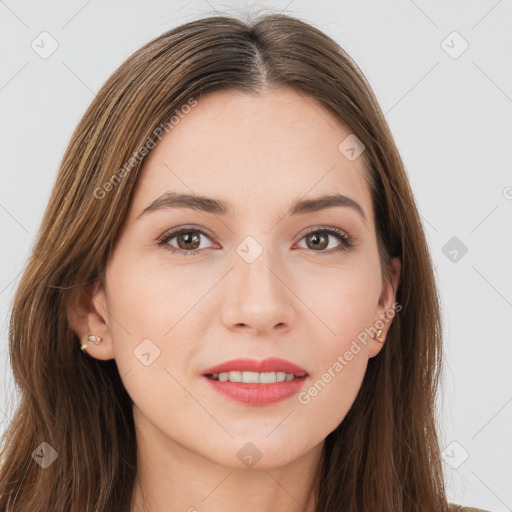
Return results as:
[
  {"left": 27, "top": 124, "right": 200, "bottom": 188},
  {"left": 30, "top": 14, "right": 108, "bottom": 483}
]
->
[{"left": 449, "top": 504, "right": 493, "bottom": 512}]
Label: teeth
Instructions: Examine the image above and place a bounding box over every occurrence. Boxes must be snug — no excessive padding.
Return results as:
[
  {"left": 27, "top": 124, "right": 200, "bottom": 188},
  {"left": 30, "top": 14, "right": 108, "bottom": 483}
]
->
[
  {"left": 227, "top": 371, "right": 242, "bottom": 382},
  {"left": 210, "top": 371, "right": 300, "bottom": 383},
  {"left": 243, "top": 371, "right": 260, "bottom": 383}
]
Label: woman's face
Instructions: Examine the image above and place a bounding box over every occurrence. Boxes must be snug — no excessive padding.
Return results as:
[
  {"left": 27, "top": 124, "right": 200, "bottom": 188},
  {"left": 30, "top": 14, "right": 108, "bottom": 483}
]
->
[{"left": 89, "top": 88, "right": 400, "bottom": 469}]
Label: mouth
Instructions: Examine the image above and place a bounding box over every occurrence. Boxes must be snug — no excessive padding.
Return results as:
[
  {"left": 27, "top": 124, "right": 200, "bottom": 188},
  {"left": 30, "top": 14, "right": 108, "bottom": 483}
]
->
[
  {"left": 201, "top": 357, "right": 309, "bottom": 383},
  {"left": 205, "top": 371, "right": 307, "bottom": 383},
  {"left": 201, "top": 358, "right": 310, "bottom": 406}
]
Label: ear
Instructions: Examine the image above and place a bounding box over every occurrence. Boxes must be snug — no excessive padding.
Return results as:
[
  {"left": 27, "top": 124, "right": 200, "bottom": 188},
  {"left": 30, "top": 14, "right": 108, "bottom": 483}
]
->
[
  {"left": 368, "top": 256, "right": 401, "bottom": 358},
  {"left": 67, "top": 281, "right": 115, "bottom": 360}
]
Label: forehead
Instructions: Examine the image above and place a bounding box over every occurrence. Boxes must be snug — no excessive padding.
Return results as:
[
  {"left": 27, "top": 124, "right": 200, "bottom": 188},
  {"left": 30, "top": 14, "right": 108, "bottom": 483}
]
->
[{"left": 131, "top": 88, "right": 373, "bottom": 224}]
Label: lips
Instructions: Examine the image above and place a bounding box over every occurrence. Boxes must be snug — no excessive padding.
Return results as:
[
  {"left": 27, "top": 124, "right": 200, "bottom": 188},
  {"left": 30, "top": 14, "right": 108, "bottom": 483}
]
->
[
  {"left": 202, "top": 357, "right": 308, "bottom": 377},
  {"left": 202, "top": 357, "right": 309, "bottom": 406}
]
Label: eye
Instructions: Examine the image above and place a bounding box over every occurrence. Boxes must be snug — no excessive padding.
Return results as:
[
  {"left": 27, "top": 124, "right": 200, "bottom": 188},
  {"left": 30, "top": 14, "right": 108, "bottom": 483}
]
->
[
  {"left": 157, "top": 226, "right": 354, "bottom": 256},
  {"left": 296, "top": 227, "right": 354, "bottom": 254},
  {"left": 157, "top": 226, "right": 216, "bottom": 255}
]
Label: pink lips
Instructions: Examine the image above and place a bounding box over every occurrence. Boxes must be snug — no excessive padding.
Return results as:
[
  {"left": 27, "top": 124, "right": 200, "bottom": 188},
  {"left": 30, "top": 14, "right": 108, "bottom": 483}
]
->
[
  {"left": 202, "top": 357, "right": 308, "bottom": 377},
  {"left": 202, "top": 357, "right": 309, "bottom": 406}
]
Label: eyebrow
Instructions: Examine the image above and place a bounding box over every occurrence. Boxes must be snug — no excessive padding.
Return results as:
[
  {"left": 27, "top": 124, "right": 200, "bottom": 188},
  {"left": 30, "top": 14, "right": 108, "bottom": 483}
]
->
[{"left": 137, "top": 191, "right": 367, "bottom": 224}]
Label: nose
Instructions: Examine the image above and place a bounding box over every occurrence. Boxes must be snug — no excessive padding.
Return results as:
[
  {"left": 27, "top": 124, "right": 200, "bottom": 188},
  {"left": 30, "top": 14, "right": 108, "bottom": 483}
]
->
[{"left": 221, "top": 251, "right": 297, "bottom": 335}]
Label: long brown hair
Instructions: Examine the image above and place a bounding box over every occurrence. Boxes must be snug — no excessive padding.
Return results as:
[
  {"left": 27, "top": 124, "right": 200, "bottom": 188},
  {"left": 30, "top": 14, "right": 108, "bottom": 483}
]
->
[{"left": 0, "top": 11, "right": 449, "bottom": 511}]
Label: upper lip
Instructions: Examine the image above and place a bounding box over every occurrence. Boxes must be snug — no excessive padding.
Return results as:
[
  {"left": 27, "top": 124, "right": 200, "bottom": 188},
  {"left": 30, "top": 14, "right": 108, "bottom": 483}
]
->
[{"left": 202, "top": 358, "right": 308, "bottom": 377}]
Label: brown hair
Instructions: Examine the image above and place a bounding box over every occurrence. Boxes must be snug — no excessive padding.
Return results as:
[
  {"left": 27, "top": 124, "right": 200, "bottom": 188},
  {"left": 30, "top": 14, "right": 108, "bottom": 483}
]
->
[{"left": 0, "top": 11, "right": 449, "bottom": 512}]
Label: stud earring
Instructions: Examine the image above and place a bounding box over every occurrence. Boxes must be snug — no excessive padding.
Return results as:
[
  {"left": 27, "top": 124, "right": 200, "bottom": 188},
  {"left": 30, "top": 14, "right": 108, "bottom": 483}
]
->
[
  {"left": 373, "top": 329, "right": 384, "bottom": 343},
  {"left": 81, "top": 335, "right": 103, "bottom": 353}
]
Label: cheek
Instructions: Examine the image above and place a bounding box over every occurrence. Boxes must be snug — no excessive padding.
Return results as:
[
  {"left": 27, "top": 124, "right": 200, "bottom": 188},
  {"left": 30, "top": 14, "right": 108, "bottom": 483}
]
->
[
  {"left": 291, "top": 262, "right": 379, "bottom": 431},
  {"left": 105, "top": 253, "right": 206, "bottom": 341},
  {"left": 103, "top": 255, "right": 214, "bottom": 404},
  {"left": 298, "top": 258, "right": 381, "bottom": 341},
  {"left": 296, "top": 311, "right": 371, "bottom": 438},
  {"left": 103, "top": 260, "right": 201, "bottom": 433},
  {"left": 297, "top": 348, "right": 368, "bottom": 437}
]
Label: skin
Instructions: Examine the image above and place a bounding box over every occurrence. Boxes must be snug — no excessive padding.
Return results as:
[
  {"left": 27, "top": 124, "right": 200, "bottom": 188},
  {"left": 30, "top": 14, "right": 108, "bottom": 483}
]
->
[{"left": 73, "top": 88, "right": 400, "bottom": 512}]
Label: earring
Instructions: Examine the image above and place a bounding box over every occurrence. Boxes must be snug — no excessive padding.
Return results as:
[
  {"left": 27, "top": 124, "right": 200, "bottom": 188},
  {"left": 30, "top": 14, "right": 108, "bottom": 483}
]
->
[
  {"left": 81, "top": 335, "right": 103, "bottom": 353},
  {"left": 373, "top": 329, "right": 384, "bottom": 343}
]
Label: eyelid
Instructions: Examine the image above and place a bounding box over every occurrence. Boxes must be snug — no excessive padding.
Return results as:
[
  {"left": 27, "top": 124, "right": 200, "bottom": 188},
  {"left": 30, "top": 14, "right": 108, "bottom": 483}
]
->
[{"left": 300, "top": 225, "right": 349, "bottom": 239}]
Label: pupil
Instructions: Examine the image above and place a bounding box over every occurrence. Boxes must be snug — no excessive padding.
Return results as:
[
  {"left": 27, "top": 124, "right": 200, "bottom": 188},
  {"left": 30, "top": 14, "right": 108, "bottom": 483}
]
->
[
  {"left": 309, "top": 233, "right": 327, "bottom": 250},
  {"left": 180, "top": 232, "right": 200, "bottom": 249}
]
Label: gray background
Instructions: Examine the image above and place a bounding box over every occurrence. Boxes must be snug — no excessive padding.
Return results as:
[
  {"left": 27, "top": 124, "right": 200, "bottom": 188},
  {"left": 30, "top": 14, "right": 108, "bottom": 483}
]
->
[{"left": 1, "top": 1, "right": 511, "bottom": 510}]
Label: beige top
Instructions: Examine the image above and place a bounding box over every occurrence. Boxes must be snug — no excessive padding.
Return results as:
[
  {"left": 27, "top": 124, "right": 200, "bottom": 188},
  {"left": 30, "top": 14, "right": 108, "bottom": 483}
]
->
[{"left": 449, "top": 505, "right": 492, "bottom": 512}]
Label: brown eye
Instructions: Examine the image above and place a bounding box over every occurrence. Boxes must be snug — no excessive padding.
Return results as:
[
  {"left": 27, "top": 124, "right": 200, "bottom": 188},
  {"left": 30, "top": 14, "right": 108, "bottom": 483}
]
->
[
  {"left": 305, "top": 232, "right": 329, "bottom": 250},
  {"left": 297, "top": 228, "right": 354, "bottom": 254},
  {"left": 175, "top": 230, "right": 201, "bottom": 251},
  {"left": 158, "top": 228, "right": 214, "bottom": 255}
]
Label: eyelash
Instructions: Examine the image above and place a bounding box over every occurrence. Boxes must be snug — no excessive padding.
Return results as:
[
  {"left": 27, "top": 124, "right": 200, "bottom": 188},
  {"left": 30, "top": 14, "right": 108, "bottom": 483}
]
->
[{"left": 157, "top": 225, "right": 355, "bottom": 256}]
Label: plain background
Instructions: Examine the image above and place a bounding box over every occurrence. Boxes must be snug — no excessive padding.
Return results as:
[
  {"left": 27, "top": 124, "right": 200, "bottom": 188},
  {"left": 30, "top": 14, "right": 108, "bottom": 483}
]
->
[{"left": 1, "top": 1, "right": 511, "bottom": 510}]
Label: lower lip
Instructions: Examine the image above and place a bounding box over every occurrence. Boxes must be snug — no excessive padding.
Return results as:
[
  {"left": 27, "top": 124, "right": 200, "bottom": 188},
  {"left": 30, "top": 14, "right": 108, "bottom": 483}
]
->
[{"left": 203, "top": 376, "right": 308, "bottom": 406}]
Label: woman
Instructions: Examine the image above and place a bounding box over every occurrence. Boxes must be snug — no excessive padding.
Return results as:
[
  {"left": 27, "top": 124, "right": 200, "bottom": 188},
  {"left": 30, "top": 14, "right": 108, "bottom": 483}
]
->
[{"left": 0, "top": 11, "right": 491, "bottom": 512}]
